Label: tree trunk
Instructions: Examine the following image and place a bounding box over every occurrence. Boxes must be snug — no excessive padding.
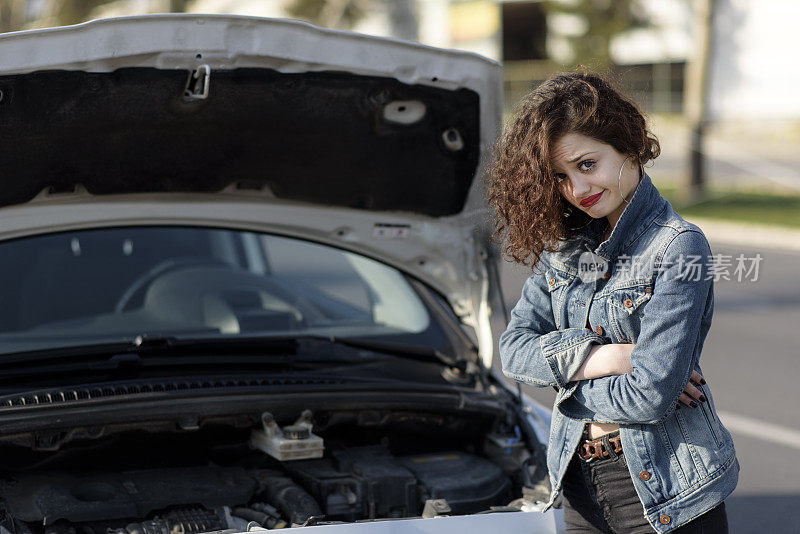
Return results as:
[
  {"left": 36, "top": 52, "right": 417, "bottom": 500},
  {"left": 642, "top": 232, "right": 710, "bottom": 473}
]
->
[
  {"left": 683, "top": 0, "right": 715, "bottom": 204},
  {"left": 0, "top": 0, "right": 28, "bottom": 33},
  {"left": 387, "top": 0, "right": 417, "bottom": 41}
]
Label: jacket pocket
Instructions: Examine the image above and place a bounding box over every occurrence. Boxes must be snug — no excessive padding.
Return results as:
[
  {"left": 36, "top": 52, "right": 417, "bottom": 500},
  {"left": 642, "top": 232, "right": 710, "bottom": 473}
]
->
[
  {"left": 670, "top": 398, "right": 727, "bottom": 483},
  {"left": 700, "top": 402, "right": 722, "bottom": 447},
  {"left": 607, "top": 283, "right": 652, "bottom": 343},
  {"left": 545, "top": 268, "right": 573, "bottom": 330},
  {"left": 698, "top": 389, "right": 725, "bottom": 448}
]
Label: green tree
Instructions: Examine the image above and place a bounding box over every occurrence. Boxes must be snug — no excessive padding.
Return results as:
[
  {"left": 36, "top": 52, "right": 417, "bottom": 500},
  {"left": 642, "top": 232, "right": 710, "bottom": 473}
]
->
[
  {"left": 50, "top": 0, "right": 117, "bottom": 26},
  {"left": 0, "top": 0, "right": 30, "bottom": 32},
  {"left": 286, "top": 0, "right": 368, "bottom": 31},
  {"left": 0, "top": 0, "right": 192, "bottom": 33},
  {"left": 287, "top": 0, "right": 417, "bottom": 40},
  {"left": 545, "top": 0, "right": 649, "bottom": 68}
]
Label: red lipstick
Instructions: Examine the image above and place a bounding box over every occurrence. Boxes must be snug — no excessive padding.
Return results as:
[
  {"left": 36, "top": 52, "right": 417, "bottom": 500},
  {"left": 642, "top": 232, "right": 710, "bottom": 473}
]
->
[{"left": 580, "top": 191, "right": 604, "bottom": 207}]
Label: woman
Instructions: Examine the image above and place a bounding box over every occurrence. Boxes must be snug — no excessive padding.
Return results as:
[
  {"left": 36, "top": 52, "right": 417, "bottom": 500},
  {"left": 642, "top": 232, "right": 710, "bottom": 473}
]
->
[{"left": 490, "top": 72, "right": 738, "bottom": 533}]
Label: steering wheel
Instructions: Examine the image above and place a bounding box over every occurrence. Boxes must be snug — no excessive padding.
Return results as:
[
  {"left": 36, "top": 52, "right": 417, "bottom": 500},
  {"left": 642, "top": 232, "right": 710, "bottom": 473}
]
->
[{"left": 114, "top": 257, "right": 229, "bottom": 313}]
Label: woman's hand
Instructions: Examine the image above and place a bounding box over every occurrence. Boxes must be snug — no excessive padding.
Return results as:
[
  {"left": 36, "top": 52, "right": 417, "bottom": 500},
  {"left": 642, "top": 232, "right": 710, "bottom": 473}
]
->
[{"left": 678, "top": 371, "right": 707, "bottom": 409}]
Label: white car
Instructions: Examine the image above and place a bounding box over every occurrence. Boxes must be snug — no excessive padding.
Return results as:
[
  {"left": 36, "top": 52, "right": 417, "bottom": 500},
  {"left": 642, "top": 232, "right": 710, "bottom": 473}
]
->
[{"left": 0, "top": 15, "right": 561, "bottom": 534}]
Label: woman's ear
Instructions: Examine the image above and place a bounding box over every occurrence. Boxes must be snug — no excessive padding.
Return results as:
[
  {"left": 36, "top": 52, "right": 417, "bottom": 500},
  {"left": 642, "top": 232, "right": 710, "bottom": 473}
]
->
[{"left": 628, "top": 155, "right": 644, "bottom": 179}]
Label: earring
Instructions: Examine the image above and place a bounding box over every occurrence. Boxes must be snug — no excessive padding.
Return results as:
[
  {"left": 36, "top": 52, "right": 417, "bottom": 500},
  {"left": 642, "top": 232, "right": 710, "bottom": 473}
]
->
[
  {"left": 618, "top": 156, "right": 631, "bottom": 204},
  {"left": 565, "top": 208, "right": 593, "bottom": 231}
]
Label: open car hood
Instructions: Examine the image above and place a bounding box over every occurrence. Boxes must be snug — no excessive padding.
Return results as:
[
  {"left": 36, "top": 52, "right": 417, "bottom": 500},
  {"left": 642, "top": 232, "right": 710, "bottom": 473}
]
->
[{"left": 0, "top": 15, "right": 504, "bottom": 367}]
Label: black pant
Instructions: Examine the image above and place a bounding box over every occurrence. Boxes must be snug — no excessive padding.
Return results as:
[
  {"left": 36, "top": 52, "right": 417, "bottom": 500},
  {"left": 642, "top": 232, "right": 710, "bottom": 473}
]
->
[{"left": 562, "top": 447, "right": 728, "bottom": 533}]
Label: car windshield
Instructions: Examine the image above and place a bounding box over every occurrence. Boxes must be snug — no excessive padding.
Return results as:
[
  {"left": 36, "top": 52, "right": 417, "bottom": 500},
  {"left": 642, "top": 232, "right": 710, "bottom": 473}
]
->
[{"left": 0, "top": 226, "right": 438, "bottom": 355}]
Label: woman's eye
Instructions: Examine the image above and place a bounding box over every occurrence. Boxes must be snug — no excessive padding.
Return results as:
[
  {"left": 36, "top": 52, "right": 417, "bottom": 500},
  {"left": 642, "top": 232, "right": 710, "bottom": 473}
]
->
[{"left": 578, "top": 160, "right": 595, "bottom": 171}]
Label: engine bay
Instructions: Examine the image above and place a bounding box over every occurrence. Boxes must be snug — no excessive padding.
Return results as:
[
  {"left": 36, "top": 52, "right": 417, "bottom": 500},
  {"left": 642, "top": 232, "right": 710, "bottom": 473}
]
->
[{"left": 0, "top": 406, "right": 549, "bottom": 533}]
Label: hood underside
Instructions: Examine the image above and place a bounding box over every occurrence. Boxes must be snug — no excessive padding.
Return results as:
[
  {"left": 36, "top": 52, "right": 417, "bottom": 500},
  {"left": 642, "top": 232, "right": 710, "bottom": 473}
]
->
[
  {"left": 0, "top": 14, "right": 504, "bottom": 367},
  {"left": 0, "top": 67, "right": 480, "bottom": 216}
]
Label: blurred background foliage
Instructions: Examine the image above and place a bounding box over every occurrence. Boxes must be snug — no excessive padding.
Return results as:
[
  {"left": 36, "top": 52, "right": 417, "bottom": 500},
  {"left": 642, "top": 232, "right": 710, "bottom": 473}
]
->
[
  {"left": 286, "top": 0, "right": 367, "bottom": 31},
  {"left": 543, "top": 0, "right": 649, "bottom": 69},
  {"left": 2, "top": 0, "right": 800, "bottom": 224}
]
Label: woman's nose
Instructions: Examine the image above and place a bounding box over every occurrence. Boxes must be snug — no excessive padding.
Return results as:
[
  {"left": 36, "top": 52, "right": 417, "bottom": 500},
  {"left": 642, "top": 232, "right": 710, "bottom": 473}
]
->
[{"left": 567, "top": 174, "right": 591, "bottom": 197}]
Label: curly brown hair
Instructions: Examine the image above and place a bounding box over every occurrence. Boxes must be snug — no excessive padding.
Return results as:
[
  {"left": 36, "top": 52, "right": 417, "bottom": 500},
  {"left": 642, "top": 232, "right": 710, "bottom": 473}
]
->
[{"left": 487, "top": 71, "right": 660, "bottom": 268}]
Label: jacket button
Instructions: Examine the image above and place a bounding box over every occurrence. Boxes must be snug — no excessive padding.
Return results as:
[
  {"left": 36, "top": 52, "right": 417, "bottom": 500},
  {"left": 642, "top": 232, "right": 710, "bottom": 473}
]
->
[
  {"left": 624, "top": 298, "right": 634, "bottom": 308},
  {"left": 595, "top": 325, "right": 604, "bottom": 336},
  {"left": 602, "top": 272, "right": 611, "bottom": 281},
  {"left": 659, "top": 514, "right": 671, "bottom": 525},
  {"left": 549, "top": 278, "right": 556, "bottom": 286},
  {"left": 645, "top": 286, "right": 652, "bottom": 294},
  {"left": 639, "top": 471, "right": 651, "bottom": 481}
]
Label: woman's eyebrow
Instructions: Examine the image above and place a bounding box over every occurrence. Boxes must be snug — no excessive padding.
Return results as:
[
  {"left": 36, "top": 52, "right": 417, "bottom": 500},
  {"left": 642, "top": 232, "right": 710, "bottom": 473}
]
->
[{"left": 567, "top": 151, "right": 597, "bottom": 163}]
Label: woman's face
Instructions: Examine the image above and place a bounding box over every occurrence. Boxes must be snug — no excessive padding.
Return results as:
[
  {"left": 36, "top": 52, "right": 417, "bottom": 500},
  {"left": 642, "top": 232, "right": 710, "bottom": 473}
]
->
[{"left": 551, "top": 132, "right": 641, "bottom": 229}]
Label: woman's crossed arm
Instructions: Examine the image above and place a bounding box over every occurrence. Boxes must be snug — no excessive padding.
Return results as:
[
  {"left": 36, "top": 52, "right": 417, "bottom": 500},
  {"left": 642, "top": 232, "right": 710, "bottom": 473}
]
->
[{"left": 571, "top": 343, "right": 707, "bottom": 408}]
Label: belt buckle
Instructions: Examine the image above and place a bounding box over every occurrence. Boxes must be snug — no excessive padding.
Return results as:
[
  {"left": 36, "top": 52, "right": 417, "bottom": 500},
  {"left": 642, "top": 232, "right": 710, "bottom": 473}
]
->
[
  {"left": 580, "top": 434, "right": 622, "bottom": 463},
  {"left": 580, "top": 440, "right": 603, "bottom": 462}
]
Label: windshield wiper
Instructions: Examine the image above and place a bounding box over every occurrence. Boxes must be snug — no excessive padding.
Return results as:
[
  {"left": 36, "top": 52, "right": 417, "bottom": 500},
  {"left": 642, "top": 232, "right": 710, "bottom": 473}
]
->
[
  {"left": 124, "top": 334, "right": 469, "bottom": 371},
  {"left": 127, "top": 334, "right": 470, "bottom": 373},
  {"left": 0, "top": 333, "right": 468, "bottom": 372},
  {"left": 310, "top": 336, "right": 469, "bottom": 371},
  {"left": 0, "top": 334, "right": 300, "bottom": 365}
]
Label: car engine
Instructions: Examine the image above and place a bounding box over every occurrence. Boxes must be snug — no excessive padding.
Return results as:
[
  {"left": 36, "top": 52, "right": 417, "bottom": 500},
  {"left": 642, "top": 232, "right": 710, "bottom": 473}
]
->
[{"left": 0, "top": 407, "right": 548, "bottom": 533}]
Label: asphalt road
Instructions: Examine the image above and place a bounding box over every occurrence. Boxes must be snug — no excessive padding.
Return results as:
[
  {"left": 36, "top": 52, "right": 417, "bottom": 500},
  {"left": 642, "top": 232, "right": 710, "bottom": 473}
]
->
[
  {"left": 644, "top": 119, "right": 800, "bottom": 193},
  {"left": 495, "top": 241, "right": 800, "bottom": 533}
]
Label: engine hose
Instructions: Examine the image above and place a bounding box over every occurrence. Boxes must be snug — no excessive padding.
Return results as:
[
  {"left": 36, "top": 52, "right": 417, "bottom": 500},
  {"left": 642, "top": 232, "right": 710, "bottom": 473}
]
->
[
  {"left": 261, "top": 476, "right": 322, "bottom": 526},
  {"left": 230, "top": 508, "right": 285, "bottom": 529}
]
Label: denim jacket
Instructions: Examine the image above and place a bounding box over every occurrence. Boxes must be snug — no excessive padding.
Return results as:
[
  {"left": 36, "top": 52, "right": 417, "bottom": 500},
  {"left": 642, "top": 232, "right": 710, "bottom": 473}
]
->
[{"left": 500, "top": 174, "right": 738, "bottom": 532}]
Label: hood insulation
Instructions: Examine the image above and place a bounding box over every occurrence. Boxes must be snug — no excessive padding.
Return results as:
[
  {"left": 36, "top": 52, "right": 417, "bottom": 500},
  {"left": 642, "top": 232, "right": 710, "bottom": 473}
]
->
[{"left": 0, "top": 67, "right": 480, "bottom": 216}]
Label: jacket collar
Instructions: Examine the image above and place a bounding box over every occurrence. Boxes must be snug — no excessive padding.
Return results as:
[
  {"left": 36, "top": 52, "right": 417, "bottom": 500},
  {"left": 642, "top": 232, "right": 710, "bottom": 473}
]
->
[
  {"left": 553, "top": 172, "right": 667, "bottom": 266},
  {"left": 593, "top": 172, "right": 667, "bottom": 260}
]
